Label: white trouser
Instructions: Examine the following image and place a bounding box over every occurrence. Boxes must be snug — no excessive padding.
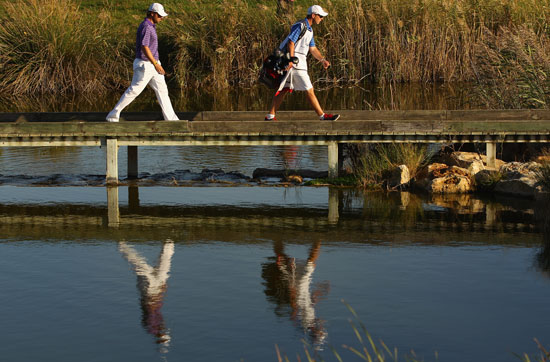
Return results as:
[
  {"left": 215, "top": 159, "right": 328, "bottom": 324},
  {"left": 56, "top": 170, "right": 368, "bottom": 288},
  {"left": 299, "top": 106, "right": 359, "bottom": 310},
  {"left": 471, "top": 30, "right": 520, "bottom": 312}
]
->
[{"left": 106, "top": 59, "right": 179, "bottom": 121}]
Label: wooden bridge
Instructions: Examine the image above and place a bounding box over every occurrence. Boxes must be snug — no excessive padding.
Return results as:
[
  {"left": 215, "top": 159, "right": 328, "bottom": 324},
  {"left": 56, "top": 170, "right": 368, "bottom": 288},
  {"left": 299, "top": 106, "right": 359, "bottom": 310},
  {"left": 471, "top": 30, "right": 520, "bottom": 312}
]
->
[{"left": 1, "top": 110, "right": 550, "bottom": 183}]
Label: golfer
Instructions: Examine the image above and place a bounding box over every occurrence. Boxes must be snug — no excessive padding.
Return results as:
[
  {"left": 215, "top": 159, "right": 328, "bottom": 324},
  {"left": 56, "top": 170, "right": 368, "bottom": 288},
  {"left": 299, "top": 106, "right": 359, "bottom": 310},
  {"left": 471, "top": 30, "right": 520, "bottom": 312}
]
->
[
  {"left": 106, "top": 3, "right": 179, "bottom": 122},
  {"left": 265, "top": 5, "right": 339, "bottom": 121}
]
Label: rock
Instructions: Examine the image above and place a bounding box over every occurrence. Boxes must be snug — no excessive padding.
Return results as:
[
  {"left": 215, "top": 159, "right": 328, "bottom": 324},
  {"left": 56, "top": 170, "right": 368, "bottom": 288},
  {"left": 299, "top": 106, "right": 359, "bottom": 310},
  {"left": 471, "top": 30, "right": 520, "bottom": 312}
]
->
[
  {"left": 494, "top": 177, "right": 538, "bottom": 198},
  {"left": 474, "top": 169, "right": 502, "bottom": 191},
  {"left": 427, "top": 163, "right": 470, "bottom": 179},
  {"left": 416, "top": 163, "right": 473, "bottom": 193},
  {"left": 447, "top": 152, "right": 483, "bottom": 168},
  {"left": 468, "top": 160, "right": 485, "bottom": 175},
  {"left": 491, "top": 162, "right": 542, "bottom": 198},
  {"left": 535, "top": 155, "right": 550, "bottom": 164},
  {"left": 499, "top": 161, "right": 541, "bottom": 179},
  {"left": 445, "top": 151, "right": 505, "bottom": 169},
  {"left": 428, "top": 174, "right": 473, "bottom": 194},
  {"left": 252, "top": 168, "right": 328, "bottom": 180},
  {"left": 285, "top": 175, "right": 303, "bottom": 183},
  {"left": 388, "top": 165, "right": 410, "bottom": 188}
]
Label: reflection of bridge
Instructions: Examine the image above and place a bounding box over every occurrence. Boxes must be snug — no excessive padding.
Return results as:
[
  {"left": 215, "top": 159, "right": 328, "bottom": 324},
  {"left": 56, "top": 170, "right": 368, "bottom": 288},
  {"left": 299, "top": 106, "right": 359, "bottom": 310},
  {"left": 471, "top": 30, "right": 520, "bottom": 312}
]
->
[
  {"left": 2, "top": 110, "right": 550, "bottom": 183},
  {"left": 0, "top": 187, "right": 541, "bottom": 246}
]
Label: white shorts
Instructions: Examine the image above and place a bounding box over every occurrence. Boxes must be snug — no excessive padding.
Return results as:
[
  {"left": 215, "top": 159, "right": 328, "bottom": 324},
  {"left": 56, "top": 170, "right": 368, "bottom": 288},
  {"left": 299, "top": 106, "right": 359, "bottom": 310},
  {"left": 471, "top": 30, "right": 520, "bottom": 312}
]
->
[{"left": 281, "top": 68, "right": 313, "bottom": 91}]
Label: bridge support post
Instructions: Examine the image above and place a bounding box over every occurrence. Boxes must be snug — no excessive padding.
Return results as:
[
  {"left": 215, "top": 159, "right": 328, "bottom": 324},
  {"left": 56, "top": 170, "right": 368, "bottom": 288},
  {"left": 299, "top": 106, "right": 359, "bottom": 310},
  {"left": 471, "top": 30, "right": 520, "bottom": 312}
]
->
[
  {"left": 328, "top": 187, "right": 339, "bottom": 224},
  {"left": 486, "top": 141, "right": 497, "bottom": 168},
  {"left": 128, "top": 146, "right": 138, "bottom": 179},
  {"left": 107, "top": 186, "right": 120, "bottom": 226},
  {"left": 328, "top": 142, "right": 340, "bottom": 179},
  {"left": 106, "top": 138, "right": 119, "bottom": 184}
]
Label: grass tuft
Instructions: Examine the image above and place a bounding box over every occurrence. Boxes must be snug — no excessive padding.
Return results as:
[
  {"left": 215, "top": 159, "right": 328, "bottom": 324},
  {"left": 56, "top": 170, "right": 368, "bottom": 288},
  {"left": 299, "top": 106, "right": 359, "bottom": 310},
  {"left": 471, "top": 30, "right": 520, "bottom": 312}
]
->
[{"left": 346, "top": 143, "right": 431, "bottom": 189}]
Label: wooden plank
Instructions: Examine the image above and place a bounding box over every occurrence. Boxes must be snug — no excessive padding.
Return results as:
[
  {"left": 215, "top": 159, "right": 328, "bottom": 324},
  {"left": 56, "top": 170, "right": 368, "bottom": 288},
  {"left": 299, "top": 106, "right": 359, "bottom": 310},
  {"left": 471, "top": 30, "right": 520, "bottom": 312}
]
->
[
  {"left": 447, "top": 109, "right": 550, "bottom": 121},
  {"left": 2, "top": 110, "right": 550, "bottom": 123},
  {"left": 441, "top": 120, "right": 550, "bottom": 133},
  {"left": 0, "top": 121, "right": 189, "bottom": 135},
  {"left": 0, "top": 112, "right": 199, "bottom": 122}
]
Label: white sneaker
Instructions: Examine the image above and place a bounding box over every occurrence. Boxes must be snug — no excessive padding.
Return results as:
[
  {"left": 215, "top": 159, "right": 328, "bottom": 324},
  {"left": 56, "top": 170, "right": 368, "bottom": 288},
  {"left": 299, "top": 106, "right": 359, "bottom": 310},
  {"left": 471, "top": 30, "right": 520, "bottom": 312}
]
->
[{"left": 106, "top": 118, "right": 119, "bottom": 123}]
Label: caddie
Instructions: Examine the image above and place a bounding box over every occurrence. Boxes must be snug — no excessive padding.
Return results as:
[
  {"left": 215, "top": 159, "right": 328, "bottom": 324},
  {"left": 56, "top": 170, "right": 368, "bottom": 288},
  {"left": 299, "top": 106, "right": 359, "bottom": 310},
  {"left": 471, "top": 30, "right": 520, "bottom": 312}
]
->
[{"left": 265, "top": 5, "right": 340, "bottom": 121}]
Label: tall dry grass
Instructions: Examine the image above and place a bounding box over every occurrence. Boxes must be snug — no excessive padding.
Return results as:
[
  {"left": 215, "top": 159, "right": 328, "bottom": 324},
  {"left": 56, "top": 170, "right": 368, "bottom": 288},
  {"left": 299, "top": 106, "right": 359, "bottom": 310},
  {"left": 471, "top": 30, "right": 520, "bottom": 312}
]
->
[
  {"left": 167, "top": 0, "right": 283, "bottom": 90},
  {"left": 163, "top": 0, "right": 550, "bottom": 93},
  {"left": 472, "top": 25, "right": 550, "bottom": 108},
  {"left": 0, "top": 0, "right": 129, "bottom": 95},
  {"left": 2, "top": 0, "right": 550, "bottom": 97}
]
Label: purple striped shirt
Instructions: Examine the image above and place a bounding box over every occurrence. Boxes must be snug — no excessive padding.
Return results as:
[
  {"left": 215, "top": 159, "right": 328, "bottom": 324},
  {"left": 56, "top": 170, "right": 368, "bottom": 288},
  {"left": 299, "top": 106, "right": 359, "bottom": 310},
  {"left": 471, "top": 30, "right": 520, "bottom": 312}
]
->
[{"left": 135, "top": 18, "right": 159, "bottom": 61}]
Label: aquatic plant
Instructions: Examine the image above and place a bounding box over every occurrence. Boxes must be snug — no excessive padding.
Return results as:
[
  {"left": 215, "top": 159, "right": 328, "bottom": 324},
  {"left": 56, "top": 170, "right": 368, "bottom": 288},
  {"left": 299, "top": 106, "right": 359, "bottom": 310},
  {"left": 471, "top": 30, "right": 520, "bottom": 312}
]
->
[
  {"left": 276, "top": 300, "right": 427, "bottom": 362},
  {"left": 346, "top": 143, "right": 430, "bottom": 189},
  {"left": 0, "top": 0, "right": 129, "bottom": 95},
  {"left": 517, "top": 339, "right": 550, "bottom": 362}
]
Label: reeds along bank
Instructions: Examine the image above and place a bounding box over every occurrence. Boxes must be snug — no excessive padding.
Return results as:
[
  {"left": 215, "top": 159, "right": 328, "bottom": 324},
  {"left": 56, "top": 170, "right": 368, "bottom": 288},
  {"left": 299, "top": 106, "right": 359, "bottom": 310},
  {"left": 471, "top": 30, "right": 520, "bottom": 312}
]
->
[{"left": 2, "top": 0, "right": 550, "bottom": 97}]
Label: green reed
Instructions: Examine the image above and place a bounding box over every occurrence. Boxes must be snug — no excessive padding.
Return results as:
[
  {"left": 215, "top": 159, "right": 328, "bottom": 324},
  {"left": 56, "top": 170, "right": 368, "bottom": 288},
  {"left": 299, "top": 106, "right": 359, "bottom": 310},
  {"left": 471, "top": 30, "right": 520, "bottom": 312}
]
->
[
  {"left": 276, "top": 300, "right": 426, "bottom": 362},
  {"left": 346, "top": 143, "right": 430, "bottom": 189}
]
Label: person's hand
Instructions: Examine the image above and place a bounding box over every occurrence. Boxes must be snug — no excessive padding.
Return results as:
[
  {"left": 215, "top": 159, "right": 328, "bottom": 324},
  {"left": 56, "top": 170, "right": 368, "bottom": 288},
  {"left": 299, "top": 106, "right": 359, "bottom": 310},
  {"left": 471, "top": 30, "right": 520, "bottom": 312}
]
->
[
  {"left": 285, "top": 62, "right": 294, "bottom": 71},
  {"left": 321, "top": 59, "right": 330, "bottom": 69},
  {"left": 154, "top": 62, "right": 166, "bottom": 75}
]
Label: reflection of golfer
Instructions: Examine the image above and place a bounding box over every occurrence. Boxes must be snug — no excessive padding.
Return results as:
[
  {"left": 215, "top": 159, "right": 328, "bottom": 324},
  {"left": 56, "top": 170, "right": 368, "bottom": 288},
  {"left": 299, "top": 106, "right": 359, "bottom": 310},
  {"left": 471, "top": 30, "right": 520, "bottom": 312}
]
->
[
  {"left": 119, "top": 240, "right": 174, "bottom": 351},
  {"left": 262, "top": 240, "right": 329, "bottom": 348}
]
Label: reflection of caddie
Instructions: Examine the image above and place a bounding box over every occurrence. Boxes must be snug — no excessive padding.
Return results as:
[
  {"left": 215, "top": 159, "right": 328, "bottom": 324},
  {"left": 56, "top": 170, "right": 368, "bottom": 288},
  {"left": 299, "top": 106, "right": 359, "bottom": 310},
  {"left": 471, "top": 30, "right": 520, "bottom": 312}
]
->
[
  {"left": 265, "top": 5, "right": 340, "bottom": 122},
  {"left": 106, "top": 3, "right": 179, "bottom": 122}
]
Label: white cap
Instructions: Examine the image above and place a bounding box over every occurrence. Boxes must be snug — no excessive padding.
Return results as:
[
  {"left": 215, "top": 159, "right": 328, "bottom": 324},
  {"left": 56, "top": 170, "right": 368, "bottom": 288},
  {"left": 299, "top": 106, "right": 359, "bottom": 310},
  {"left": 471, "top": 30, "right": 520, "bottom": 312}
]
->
[
  {"left": 307, "top": 5, "right": 328, "bottom": 17},
  {"left": 148, "top": 3, "right": 168, "bottom": 17}
]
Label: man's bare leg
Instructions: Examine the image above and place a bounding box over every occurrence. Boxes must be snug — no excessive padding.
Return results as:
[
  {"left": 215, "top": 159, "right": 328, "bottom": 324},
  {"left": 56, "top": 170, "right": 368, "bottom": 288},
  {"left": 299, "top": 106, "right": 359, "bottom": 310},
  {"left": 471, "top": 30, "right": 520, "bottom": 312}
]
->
[{"left": 305, "top": 87, "right": 324, "bottom": 117}]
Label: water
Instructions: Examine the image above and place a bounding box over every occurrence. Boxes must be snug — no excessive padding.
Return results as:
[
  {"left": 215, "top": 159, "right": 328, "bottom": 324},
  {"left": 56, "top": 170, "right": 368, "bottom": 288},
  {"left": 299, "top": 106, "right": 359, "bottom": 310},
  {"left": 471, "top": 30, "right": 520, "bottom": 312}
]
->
[
  {"left": 0, "top": 185, "right": 549, "bottom": 362},
  {"left": 1, "top": 86, "right": 549, "bottom": 361}
]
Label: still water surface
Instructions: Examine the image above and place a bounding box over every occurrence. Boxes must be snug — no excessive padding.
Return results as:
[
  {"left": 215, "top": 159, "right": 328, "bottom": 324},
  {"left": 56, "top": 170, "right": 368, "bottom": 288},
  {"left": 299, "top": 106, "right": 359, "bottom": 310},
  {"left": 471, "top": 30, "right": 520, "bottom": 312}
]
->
[
  {"left": 1, "top": 85, "right": 548, "bottom": 361},
  {"left": 1, "top": 186, "right": 549, "bottom": 362}
]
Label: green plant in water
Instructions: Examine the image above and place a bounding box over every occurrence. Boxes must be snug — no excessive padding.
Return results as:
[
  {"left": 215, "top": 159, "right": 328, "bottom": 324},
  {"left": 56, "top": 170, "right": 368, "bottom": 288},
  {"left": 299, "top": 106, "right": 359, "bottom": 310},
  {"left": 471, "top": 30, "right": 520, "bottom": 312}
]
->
[
  {"left": 517, "top": 339, "right": 550, "bottom": 362},
  {"left": 347, "top": 143, "right": 430, "bottom": 189},
  {"left": 0, "top": 0, "right": 128, "bottom": 95},
  {"left": 276, "top": 300, "right": 427, "bottom": 362}
]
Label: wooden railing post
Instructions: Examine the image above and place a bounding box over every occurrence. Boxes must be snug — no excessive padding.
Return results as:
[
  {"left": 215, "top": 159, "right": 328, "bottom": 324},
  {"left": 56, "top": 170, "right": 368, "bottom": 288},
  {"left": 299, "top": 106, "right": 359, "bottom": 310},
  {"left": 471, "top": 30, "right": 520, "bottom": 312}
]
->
[{"left": 106, "top": 138, "right": 119, "bottom": 184}]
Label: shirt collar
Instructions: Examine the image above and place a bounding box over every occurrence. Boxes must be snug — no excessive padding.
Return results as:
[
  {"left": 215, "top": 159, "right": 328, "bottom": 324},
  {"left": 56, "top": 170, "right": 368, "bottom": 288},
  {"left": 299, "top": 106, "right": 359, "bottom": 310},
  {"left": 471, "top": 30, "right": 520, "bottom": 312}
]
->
[
  {"left": 304, "top": 18, "right": 312, "bottom": 31},
  {"left": 144, "top": 17, "right": 156, "bottom": 28}
]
